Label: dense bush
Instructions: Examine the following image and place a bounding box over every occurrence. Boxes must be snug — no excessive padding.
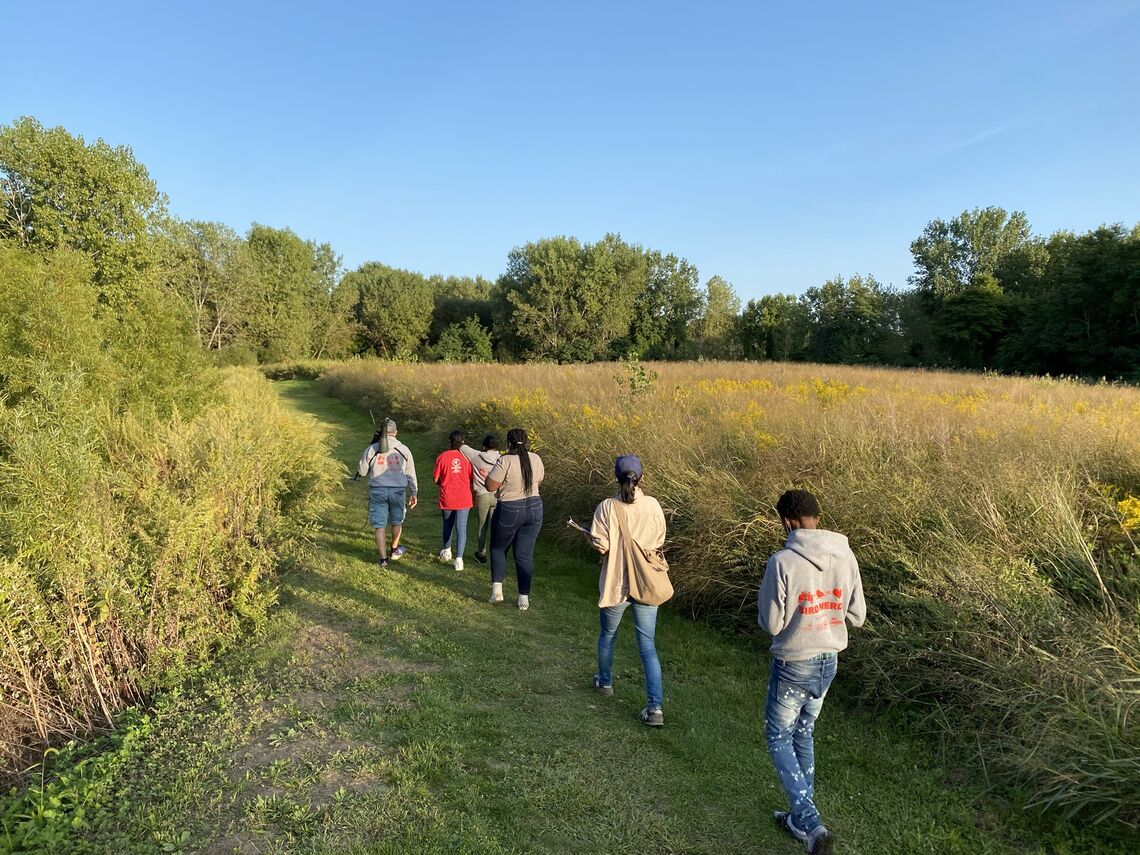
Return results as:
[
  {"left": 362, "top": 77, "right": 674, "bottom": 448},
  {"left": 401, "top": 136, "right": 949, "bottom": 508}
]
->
[
  {"left": 0, "top": 246, "right": 339, "bottom": 777},
  {"left": 319, "top": 359, "right": 1140, "bottom": 823}
]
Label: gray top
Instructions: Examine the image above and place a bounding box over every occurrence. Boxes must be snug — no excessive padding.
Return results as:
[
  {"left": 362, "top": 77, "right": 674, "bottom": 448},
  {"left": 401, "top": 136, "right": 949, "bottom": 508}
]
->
[
  {"left": 357, "top": 438, "right": 418, "bottom": 495},
  {"left": 459, "top": 444, "right": 502, "bottom": 496},
  {"left": 757, "top": 528, "right": 866, "bottom": 660}
]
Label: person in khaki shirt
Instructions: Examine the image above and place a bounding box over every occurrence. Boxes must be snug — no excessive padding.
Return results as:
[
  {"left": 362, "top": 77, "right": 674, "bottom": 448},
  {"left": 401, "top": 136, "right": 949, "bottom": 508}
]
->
[
  {"left": 589, "top": 455, "right": 667, "bottom": 727},
  {"left": 484, "top": 427, "right": 544, "bottom": 609}
]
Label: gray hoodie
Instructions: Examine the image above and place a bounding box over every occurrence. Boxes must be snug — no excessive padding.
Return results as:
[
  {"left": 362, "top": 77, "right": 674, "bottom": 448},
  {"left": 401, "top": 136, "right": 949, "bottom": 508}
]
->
[
  {"left": 757, "top": 528, "right": 866, "bottom": 660},
  {"left": 358, "top": 438, "right": 418, "bottom": 495}
]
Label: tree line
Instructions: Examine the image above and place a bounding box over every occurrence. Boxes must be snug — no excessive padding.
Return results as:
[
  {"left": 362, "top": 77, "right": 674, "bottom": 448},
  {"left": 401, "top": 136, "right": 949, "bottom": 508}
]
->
[{"left": 3, "top": 116, "right": 1136, "bottom": 380}]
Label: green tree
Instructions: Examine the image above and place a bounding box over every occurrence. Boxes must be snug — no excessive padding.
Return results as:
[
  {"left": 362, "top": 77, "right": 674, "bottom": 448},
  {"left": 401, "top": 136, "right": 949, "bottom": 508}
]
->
[
  {"left": 494, "top": 234, "right": 644, "bottom": 362},
  {"left": 433, "top": 316, "right": 494, "bottom": 363},
  {"left": 801, "top": 274, "right": 900, "bottom": 364},
  {"left": 627, "top": 251, "right": 702, "bottom": 359},
  {"left": 930, "top": 275, "right": 1009, "bottom": 369},
  {"left": 429, "top": 275, "right": 495, "bottom": 344},
  {"left": 738, "top": 293, "right": 809, "bottom": 361},
  {"left": 242, "top": 224, "right": 345, "bottom": 361},
  {"left": 344, "top": 262, "right": 435, "bottom": 359},
  {"left": 156, "top": 219, "right": 252, "bottom": 352},
  {"left": 1001, "top": 224, "right": 1140, "bottom": 379},
  {"left": 0, "top": 116, "right": 166, "bottom": 301},
  {"left": 909, "top": 207, "right": 1031, "bottom": 297},
  {"left": 692, "top": 275, "right": 741, "bottom": 358}
]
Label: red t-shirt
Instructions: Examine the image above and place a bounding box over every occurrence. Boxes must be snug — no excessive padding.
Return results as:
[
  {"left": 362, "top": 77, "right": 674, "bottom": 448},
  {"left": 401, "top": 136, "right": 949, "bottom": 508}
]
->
[{"left": 433, "top": 450, "right": 474, "bottom": 510}]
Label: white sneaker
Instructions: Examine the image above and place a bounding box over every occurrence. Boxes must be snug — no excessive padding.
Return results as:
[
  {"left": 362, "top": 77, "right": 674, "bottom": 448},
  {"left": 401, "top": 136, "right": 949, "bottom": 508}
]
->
[
  {"left": 438, "top": 548, "right": 452, "bottom": 563},
  {"left": 453, "top": 557, "right": 464, "bottom": 572},
  {"left": 517, "top": 594, "right": 529, "bottom": 611},
  {"left": 489, "top": 582, "right": 504, "bottom": 603}
]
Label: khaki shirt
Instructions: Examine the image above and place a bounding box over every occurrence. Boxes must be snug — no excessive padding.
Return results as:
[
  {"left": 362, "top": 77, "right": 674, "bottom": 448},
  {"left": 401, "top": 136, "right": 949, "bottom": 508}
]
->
[
  {"left": 487, "top": 452, "right": 544, "bottom": 502},
  {"left": 590, "top": 490, "right": 667, "bottom": 608}
]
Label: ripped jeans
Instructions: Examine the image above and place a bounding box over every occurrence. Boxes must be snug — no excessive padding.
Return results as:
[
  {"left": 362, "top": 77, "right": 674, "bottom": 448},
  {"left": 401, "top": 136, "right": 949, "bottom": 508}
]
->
[{"left": 764, "top": 652, "right": 837, "bottom": 834}]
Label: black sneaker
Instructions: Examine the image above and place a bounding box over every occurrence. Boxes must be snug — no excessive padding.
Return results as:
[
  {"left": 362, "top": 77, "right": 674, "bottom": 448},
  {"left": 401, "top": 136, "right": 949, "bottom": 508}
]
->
[
  {"left": 639, "top": 706, "right": 664, "bottom": 727},
  {"left": 805, "top": 826, "right": 833, "bottom": 855},
  {"left": 473, "top": 550, "right": 487, "bottom": 564},
  {"left": 378, "top": 558, "right": 389, "bottom": 569}
]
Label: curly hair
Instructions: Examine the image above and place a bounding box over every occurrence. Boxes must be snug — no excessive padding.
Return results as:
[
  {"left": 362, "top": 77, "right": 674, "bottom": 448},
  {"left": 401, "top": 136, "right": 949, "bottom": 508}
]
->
[{"left": 775, "top": 489, "right": 821, "bottom": 521}]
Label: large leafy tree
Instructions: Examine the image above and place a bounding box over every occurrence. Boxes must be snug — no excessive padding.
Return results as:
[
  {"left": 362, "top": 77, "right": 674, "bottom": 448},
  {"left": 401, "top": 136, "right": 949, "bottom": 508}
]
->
[
  {"left": 157, "top": 219, "right": 252, "bottom": 352},
  {"left": 1001, "top": 225, "right": 1140, "bottom": 379},
  {"left": 738, "top": 293, "right": 810, "bottom": 361},
  {"left": 429, "top": 275, "right": 495, "bottom": 344},
  {"left": 494, "top": 234, "right": 644, "bottom": 362},
  {"left": 627, "top": 251, "right": 702, "bottom": 359},
  {"left": 0, "top": 116, "right": 166, "bottom": 301},
  {"left": 344, "top": 262, "right": 435, "bottom": 359},
  {"left": 691, "top": 275, "right": 741, "bottom": 358},
  {"left": 242, "top": 224, "right": 345, "bottom": 361},
  {"left": 909, "top": 207, "right": 1030, "bottom": 297},
  {"left": 801, "top": 274, "right": 900, "bottom": 364}
]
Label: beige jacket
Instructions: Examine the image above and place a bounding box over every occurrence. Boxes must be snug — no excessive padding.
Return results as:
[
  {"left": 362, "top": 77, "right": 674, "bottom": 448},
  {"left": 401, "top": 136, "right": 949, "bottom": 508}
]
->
[{"left": 590, "top": 489, "right": 667, "bottom": 608}]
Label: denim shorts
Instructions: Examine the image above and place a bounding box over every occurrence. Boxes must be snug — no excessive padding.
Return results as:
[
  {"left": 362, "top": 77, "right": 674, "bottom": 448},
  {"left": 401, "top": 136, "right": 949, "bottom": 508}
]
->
[{"left": 369, "top": 486, "right": 407, "bottom": 528}]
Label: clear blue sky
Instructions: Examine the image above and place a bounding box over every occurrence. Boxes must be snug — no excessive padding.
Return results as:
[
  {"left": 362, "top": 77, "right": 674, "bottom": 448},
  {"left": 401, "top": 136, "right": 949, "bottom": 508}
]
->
[{"left": 5, "top": 1, "right": 1138, "bottom": 301}]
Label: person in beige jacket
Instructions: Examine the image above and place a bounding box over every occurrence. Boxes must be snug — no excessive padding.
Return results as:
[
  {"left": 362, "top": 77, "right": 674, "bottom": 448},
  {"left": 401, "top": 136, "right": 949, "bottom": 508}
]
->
[{"left": 589, "top": 455, "right": 667, "bottom": 726}]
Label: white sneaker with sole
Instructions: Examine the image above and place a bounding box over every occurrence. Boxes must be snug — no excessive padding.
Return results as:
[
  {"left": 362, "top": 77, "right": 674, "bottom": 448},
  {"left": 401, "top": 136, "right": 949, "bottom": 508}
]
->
[
  {"left": 489, "top": 582, "right": 504, "bottom": 603},
  {"left": 517, "top": 594, "right": 529, "bottom": 611},
  {"left": 438, "top": 548, "right": 452, "bottom": 563},
  {"left": 454, "top": 557, "right": 464, "bottom": 572}
]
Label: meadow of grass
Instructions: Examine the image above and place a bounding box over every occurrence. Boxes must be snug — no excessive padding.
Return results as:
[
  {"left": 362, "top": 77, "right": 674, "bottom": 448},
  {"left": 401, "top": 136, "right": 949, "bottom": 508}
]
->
[
  {"left": 2, "top": 380, "right": 1128, "bottom": 854},
  {"left": 316, "top": 358, "right": 1140, "bottom": 825},
  {"left": 0, "top": 368, "right": 340, "bottom": 779}
]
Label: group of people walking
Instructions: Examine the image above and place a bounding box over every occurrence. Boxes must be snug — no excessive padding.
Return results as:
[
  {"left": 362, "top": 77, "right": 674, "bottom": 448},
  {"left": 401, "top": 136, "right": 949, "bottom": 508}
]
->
[{"left": 358, "top": 419, "right": 865, "bottom": 855}]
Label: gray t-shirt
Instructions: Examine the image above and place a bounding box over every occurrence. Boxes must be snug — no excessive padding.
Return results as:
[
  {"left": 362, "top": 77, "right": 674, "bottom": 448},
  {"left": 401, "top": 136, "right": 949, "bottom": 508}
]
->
[{"left": 487, "top": 452, "right": 544, "bottom": 502}]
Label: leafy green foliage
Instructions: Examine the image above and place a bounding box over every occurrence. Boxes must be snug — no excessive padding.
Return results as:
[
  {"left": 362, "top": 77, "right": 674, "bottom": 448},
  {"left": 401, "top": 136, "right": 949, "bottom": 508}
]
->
[
  {"left": 432, "top": 316, "right": 493, "bottom": 363},
  {"left": 0, "top": 117, "right": 165, "bottom": 301},
  {"left": 691, "top": 275, "right": 742, "bottom": 358},
  {"left": 344, "top": 262, "right": 435, "bottom": 359},
  {"left": 909, "top": 206, "right": 1031, "bottom": 297}
]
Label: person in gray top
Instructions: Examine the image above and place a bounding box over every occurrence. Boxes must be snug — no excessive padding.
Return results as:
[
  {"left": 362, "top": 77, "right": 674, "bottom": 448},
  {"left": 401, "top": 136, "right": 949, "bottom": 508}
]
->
[
  {"left": 459, "top": 434, "right": 501, "bottom": 563},
  {"left": 758, "top": 489, "right": 865, "bottom": 855},
  {"left": 358, "top": 419, "right": 418, "bottom": 567}
]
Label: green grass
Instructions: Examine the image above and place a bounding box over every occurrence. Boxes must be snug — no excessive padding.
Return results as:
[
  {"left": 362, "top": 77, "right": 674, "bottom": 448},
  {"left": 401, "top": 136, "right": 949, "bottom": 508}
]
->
[{"left": 1, "top": 380, "right": 1129, "bottom": 854}]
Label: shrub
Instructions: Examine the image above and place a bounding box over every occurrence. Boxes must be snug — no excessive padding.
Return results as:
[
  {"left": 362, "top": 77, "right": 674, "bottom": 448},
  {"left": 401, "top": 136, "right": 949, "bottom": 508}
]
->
[{"left": 0, "top": 234, "right": 340, "bottom": 778}]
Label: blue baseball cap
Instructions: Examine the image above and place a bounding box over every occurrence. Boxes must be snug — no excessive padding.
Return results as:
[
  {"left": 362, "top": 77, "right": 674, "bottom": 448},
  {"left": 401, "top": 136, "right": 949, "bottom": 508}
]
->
[{"left": 614, "top": 454, "right": 643, "bottom": 480}]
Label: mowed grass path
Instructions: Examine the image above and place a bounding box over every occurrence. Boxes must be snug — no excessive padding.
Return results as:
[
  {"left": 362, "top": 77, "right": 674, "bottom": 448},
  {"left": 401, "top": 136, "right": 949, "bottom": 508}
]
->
[{"left": 38, "top": 381, "right": 1119, "bottom": 854}]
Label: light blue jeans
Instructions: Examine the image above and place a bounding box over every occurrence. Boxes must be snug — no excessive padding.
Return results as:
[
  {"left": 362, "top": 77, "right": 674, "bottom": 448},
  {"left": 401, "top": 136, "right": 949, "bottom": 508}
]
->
[
  {"left": 764, "top": 652, "right": 837, "bottom": 834},
  {"left": 597, "top": 599, "right": 663, "bottom": 709},
  {"left": 441, "top": 508, "right": 470, "bottom": 556}
]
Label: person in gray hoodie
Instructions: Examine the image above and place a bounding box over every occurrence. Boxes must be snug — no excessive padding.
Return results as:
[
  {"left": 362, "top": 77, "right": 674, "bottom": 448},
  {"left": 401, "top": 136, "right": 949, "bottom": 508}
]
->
[
  {"left": 757, "top": 489, "right": 866, "bottom": 855},
  {"left": 358, "top": 419, "right": 418, "bottom": 567}
]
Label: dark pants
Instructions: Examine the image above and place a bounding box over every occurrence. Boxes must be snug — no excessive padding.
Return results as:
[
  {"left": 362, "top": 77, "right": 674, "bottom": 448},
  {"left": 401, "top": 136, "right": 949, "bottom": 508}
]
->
[{"left": 489, "top": 497, "right": 543, "bottom": 594}]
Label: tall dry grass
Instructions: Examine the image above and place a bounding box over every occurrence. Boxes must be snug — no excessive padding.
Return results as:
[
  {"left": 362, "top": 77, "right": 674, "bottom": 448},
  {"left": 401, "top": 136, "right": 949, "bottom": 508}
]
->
[
  {"left": 319, "top": 358, "right": 1140, "bottom": 823},
  {"left": 0, "top": 368, "right": 340, "bottom": 775}
]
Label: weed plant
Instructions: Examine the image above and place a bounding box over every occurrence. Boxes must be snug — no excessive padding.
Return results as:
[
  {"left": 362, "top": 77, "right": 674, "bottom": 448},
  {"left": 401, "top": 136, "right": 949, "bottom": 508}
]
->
[
  {"left": 318, "top": 358, "right": 1140, "bottom": 824},
  {"left": 0, "top": 246, "right": 342, "bottom": 782}
]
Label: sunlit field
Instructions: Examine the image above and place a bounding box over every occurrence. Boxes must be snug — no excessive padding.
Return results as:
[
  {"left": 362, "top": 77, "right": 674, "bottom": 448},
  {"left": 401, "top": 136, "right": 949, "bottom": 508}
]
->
[{"left": 307, "top": 357, "right": 1140, "bottom": 824}]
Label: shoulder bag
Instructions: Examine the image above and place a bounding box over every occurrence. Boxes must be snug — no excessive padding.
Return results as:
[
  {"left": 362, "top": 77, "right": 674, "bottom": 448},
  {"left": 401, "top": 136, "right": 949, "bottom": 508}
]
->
[{"left": 613, "top": 501, "right": 674, "bottom": 606}]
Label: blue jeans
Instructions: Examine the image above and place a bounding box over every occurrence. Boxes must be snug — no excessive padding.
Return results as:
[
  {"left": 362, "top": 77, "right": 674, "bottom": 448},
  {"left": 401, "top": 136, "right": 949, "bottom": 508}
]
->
[
  {"left": 597, "top": 599, "right": 663, "bottom": 709},
  {"left": 490, "top": 497, "right": 543, "bottom": 594},
  {"left": 765, "top": 653, "right": 837, "bottom": 834},
  {"left": 441, "top": 508, "right": 470, "bottom": 556}
]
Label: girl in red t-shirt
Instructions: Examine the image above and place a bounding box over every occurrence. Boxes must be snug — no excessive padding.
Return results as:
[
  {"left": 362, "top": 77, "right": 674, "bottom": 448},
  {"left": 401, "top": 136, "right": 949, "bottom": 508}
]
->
[{"left": 433, "top": 430, "right": 475, "bottom": 571}]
